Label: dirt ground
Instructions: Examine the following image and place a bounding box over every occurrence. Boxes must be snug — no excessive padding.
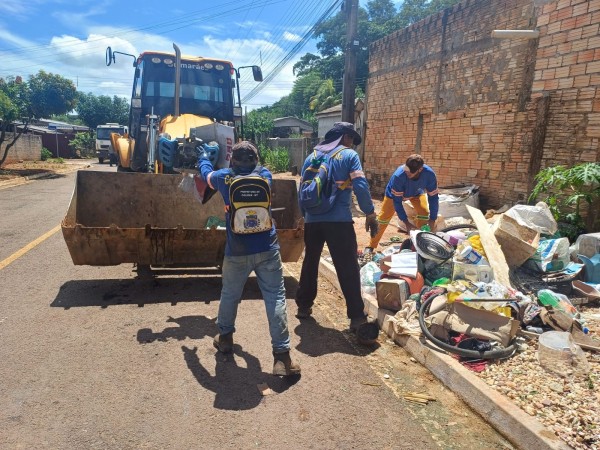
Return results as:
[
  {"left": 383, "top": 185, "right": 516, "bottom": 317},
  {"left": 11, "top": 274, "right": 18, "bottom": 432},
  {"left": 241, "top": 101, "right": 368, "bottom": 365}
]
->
[{"left": 0, "top": 159, "right": 91, "bottom": 181}]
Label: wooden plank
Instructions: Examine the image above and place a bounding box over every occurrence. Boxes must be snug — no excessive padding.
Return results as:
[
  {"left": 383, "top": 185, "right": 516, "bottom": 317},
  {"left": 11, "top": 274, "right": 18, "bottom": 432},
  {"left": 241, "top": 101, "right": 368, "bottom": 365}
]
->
[{"left": 466, "top": 205, "right": 512, "bottom": 288}]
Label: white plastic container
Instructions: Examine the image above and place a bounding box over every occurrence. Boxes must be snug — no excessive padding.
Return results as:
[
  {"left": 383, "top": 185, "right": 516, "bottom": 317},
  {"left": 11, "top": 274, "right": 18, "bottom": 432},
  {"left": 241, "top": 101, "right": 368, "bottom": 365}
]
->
[
  {"left": 537, "top": 331, "right": 589, "bottom": 377},
  {"left": 459, "top": 245, "right": 483, "bottom": 264}
]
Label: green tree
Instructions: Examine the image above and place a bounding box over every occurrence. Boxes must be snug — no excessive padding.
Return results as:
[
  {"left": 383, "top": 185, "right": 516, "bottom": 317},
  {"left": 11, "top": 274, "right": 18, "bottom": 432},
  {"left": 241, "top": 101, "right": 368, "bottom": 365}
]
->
[
  {"left": 309, "top": 79, "right": 341, "bottom": 112},
  {"left": 76, "top": 92, "right": 129, "bottom": 129},
  {"left": 244, "top": 110, "right": 275, "bottom": 144},
  {"left": 1, "top": 71, "right": 77, "bottom": 167},
  {"left": 28, "top": 70, "right": 78, "bottom": 118},
  {"left": 69, "top": 131, "right": 96, "bottom": 158}
]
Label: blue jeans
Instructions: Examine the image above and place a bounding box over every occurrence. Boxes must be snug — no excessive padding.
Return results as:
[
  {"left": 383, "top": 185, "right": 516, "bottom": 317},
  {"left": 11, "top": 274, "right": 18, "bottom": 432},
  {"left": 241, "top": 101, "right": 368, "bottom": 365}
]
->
[{"left": 217, "top": 249, "right": 291, "bottom": 353}]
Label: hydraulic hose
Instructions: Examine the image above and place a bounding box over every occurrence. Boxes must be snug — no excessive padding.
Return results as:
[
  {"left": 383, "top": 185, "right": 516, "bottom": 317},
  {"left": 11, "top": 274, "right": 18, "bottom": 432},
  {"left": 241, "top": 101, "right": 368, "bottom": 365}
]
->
[{"left": 418, "top": 292, "right": 518, "bottom": 360}]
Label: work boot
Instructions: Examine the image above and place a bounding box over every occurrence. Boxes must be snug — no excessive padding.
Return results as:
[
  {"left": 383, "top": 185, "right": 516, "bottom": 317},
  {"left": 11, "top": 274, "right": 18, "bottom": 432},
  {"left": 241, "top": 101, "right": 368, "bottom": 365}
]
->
[
  {"left": 349, "top": 316, "right": 379, "bottom": 345},
  {"left": 349, "top": 316, "right": 368, "bottom": 333},
  {"left": 272, "top": 350, "right": 301, "bottom": 376},
  {"left": 296, "top": 306, "right": 312, "bottom": 319},
  {"left": 213, "top": 332, "right": 234, "bottom": 354}
]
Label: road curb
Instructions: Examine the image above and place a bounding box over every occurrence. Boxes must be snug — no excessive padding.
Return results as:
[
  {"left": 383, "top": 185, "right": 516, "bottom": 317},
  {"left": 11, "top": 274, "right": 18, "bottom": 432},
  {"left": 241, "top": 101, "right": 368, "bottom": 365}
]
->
[
  {"left": 318, "top": 257, "right": 571, "bottom": 450},
  {"left": 0, "top": 164, "right": 89, "bottom": 188}
]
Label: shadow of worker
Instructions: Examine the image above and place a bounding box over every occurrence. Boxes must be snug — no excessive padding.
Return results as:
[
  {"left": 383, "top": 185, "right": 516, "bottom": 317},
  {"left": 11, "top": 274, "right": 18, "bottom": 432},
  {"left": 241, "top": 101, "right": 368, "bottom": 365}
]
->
[
  {"left": 181, "top": 345, "right": 299, "bottom": 410},
  {"left": 294, "top": 318, "right": 379, "bottom": 357},
  {"left": 137, "top": 315, "right": 216, "bottom": 343}
]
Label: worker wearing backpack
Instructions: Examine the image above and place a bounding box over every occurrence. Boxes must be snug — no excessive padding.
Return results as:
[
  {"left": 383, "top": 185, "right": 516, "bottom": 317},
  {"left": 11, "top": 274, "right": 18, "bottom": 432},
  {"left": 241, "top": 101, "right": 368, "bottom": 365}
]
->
[
  {"left": 198, "top": 141, "right": 300, "bottom": 377},
  {"left": 296, "top": 122, "right": 379, "bottom": 342}
]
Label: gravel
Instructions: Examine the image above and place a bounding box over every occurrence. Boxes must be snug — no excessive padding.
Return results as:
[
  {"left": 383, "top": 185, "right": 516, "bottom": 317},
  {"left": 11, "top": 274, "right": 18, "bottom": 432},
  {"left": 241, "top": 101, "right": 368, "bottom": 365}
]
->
[{"left": 477, "top": 309, "right": 600, "bottom": 450}]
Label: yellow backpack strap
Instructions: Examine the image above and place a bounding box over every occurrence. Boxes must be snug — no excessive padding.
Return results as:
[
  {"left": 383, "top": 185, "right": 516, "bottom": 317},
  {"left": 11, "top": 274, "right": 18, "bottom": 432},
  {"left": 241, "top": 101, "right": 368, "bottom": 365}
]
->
[{"left": 330, "top": 147, "right": 352, "bottom": 190}]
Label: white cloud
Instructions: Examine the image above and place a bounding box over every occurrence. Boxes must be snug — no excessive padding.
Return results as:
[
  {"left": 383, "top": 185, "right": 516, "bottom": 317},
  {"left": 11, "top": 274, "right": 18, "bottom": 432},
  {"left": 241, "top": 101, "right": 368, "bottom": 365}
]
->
[{"left": 283, "top": 31, "right": 302, "bottom": 42}]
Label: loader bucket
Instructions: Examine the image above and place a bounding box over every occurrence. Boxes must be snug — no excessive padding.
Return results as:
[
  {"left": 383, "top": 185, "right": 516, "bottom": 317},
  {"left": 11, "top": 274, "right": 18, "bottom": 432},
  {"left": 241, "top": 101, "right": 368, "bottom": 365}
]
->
[{"left": 61, "top": 171, "right": 304, "bottom": 266}]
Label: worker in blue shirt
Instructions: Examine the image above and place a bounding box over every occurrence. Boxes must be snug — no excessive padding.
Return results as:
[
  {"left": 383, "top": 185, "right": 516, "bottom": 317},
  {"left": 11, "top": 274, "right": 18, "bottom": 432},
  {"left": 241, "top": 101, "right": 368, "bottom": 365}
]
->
[
  {"left": 198, "top": 141, "right": 300, "bottom": 376},
  {"left": 366, "top": 154, "right": 439, "bottom": 252},
  {"left": 295, "top": 122, "right": 379, "bottom": 340}
]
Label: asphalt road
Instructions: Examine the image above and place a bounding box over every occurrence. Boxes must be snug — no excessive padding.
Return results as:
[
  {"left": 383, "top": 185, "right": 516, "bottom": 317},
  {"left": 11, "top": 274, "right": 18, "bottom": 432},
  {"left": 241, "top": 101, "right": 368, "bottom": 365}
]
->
[{"left": 0, "top": 162, "right": 512, "bottom": 449}]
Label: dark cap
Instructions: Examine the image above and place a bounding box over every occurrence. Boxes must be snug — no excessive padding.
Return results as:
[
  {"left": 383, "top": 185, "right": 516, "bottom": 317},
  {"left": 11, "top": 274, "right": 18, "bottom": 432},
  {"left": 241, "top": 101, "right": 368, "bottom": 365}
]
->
[
  {"left": 323, "top": 122, "right": 362, "bottom": 146},
  {"left": 232, "top": 141, "right": 259, "bottom": 160}
]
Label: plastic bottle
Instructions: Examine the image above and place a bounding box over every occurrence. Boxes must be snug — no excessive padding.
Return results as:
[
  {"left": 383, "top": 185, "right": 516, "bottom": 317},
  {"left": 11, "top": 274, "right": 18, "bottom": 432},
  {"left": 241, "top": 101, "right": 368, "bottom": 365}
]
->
[
  {"left": 446, "top": 230, "right": 466, "bottom": 246},
  {"left": 536, "top": 289, "right": 560, "bottom": 308},
  {"left": 526, "top": 326, "right": 544, "bottom": 334},
  {"left": 459, "top": 244, "right": 483, "bottom": 264}
]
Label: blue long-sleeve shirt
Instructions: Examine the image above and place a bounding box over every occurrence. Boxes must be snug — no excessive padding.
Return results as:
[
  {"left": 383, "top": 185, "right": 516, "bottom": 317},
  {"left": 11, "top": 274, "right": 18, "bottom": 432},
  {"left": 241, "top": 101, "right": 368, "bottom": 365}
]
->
[
  {"left": 198, "top": 158, "right": 279, "bottom": 256},
  {"left": 300, "top": 145, "right": 375, "bottom": 223},
  {"left": 384, "top": 164, "right": 439, "bottom": 221}
]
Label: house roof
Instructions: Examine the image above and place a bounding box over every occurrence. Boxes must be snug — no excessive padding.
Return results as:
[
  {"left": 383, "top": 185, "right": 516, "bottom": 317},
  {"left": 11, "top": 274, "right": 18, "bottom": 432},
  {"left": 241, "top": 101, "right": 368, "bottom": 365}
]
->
[
  {"left": 314, "top": 104, "right": 341, "bottom": 116},
  {"left": 272, "top": 116, "right": 313, "bottom": 131},
  {"left": 314, "top": 98, "right": 365, "bottom": 117}
]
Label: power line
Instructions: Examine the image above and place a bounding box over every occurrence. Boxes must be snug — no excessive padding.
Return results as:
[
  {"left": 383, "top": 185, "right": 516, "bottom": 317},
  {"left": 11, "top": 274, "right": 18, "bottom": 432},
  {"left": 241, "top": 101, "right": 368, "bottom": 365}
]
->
[{"left": 242, "top": 0, "right": 342, "bottom": 103}]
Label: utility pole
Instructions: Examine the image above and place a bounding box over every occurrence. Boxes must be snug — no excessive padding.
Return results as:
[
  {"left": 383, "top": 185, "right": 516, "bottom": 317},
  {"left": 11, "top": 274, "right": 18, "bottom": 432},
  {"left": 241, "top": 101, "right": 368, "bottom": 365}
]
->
[{"left": 341, "top": 0, "right": 359, "bottom": 123}]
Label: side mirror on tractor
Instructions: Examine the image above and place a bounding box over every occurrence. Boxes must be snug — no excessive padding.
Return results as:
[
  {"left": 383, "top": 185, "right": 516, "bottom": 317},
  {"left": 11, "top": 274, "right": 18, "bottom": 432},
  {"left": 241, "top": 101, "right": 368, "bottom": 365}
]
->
[{"left": 252, "top": 66, "right": 263, "bottom": 82}]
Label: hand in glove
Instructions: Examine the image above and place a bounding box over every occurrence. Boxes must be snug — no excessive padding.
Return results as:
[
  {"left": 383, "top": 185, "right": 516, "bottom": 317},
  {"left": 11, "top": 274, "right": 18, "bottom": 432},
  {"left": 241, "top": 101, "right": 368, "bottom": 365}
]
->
[{"left": 365, "top": 212, "right": 379, "bottom": 238}]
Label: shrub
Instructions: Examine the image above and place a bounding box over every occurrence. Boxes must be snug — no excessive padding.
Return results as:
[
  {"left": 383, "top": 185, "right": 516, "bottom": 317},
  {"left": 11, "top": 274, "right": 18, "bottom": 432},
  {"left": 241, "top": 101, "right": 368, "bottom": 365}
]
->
[
  {"left": 259, "top": 145, "right": 290, "bottom": 173},
  {"left": 529, "top": 162, "right": 600, "bottom": 236},
  {"left": 41, "top": 147, "right": 52, "bottom": 161}
]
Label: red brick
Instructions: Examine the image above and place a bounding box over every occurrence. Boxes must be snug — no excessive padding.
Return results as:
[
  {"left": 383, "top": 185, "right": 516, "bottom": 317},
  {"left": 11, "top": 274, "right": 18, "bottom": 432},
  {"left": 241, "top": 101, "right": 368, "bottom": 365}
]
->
[
  {"left": 560, "top": 17, "right": 578, "bottom": 31},
  {"left": 582, "top": 24, "right": 600, "bottom": 39},
  {"left": 572, "top": 2, "right": 589, "bottom": 16},
  {"left": 556, "top": 5, "right": 574, "bottom": 19},
  {"left": 543, "top": 2, "right": 557, "bottom": 14},
  {"left": 561, "top": 53, "right": 578, "bottom": 65},
  {"left": 537, "top": 13, "right": 550, "bottom": 26},
  {"left": 557, "top": 42, "right": 573, "bottom": 54},
  {"left": 544, "top": 79, "right": 560, "bottom": 90},
  {"left": 589, "top": 35, "right": 600, "bottom": 49},
  {"left": 558, "top": 78, "right": 575, "bottom": 89},
  {"left": 587, "top": 61, "right": 600, "bottom": 74},
  {"left": 578, "top": 49, "right": 596, "bottom": 63},
  {"left": 590, "top": 0, "right": 600, "bottom": 12},
  {"left": 575, "top": 14, "right": 592, "bottom": 27},
  {"left": 573, "top": 75, "right": 591, "bottom": 88},
  {"left": 571, "top": 39, "right": 588, "bottom": 51}
]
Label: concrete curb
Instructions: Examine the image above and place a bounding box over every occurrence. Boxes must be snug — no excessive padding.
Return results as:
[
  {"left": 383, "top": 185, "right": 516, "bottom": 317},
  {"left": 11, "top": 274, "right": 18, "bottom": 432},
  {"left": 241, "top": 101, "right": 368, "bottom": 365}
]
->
[
  {"left": 0, "top": 164, "right": 89, "bottom": 188},
  {"left": 318, "top": 257, "right": 571, "bottom": 450}
]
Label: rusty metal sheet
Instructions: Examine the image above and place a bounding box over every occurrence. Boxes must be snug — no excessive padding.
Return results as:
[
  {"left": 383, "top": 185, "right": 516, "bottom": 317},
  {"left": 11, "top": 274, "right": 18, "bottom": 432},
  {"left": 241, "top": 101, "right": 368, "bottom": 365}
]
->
[{"left": 62, "top": 171, "right": 304, "bottom": 266}]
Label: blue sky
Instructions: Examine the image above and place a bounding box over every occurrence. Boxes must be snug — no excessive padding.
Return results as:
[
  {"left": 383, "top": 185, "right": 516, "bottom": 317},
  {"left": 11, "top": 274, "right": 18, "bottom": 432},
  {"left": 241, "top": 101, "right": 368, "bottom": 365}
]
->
[{"left": 0, "top": 0, "right": 377, "bottom": 110}]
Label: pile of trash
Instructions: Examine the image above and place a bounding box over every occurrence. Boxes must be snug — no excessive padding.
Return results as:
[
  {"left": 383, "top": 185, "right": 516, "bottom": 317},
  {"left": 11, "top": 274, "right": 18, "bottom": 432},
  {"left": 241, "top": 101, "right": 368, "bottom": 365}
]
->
[
  {"left": 359, "top": 201, "right": 600, "bottom": 368},
  {"left": 358, "top": 195, "right": 600, "bottom": 448}
]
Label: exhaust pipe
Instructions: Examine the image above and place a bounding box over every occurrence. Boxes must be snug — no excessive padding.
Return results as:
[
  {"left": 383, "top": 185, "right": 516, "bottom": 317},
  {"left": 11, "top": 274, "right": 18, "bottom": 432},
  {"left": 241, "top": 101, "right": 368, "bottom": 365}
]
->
[{"left": 173, "top": 43, "right": 181, "bottom": 117}]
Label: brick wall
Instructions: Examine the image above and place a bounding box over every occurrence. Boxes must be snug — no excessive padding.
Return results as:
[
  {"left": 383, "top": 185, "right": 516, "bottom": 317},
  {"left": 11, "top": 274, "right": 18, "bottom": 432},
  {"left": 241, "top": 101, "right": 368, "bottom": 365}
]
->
[
  {"left": 0, "top": 133, "right": 42, "bottom": 165},
  {"left": 365, "top": 0, "right": 600, "bottom": 208}
]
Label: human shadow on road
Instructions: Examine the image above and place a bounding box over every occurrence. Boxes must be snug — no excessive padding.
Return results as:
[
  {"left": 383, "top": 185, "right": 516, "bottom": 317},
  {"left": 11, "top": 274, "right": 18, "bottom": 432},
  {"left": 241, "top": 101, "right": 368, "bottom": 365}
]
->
[
  {"left": 136, "top": 315, "right": 217, "bottom": 343},
  {"left": 293, "top": 319, "right": 379, "bottom": 357},
  {"left": 51, "top": 275, "right": 298, "bottom": 309},
  {"left": 181, "top": 345, "right": 298, "bottom": 410}
]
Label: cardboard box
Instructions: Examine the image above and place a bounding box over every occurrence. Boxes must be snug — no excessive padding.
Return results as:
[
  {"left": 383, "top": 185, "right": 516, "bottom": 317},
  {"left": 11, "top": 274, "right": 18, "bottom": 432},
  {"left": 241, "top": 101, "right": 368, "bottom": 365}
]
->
[
  {"left": 492, "top": 214, "right": 540, "bottom": 268},
  {"left": 375, "top": 278, "right": 410, "bottom": 312}
]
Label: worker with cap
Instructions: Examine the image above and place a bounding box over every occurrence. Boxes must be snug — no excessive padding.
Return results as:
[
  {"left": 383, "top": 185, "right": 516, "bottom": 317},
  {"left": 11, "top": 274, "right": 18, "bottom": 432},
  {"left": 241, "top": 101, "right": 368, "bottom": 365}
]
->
[
  {"left": 295, "top": 122, "right": 379, "bottom": 341},
  {"left": 198, "top": 141, "right": 301, "bottom": 377},
  {"left": 366, "top": 154, "right": 439, "bottom": 253}
]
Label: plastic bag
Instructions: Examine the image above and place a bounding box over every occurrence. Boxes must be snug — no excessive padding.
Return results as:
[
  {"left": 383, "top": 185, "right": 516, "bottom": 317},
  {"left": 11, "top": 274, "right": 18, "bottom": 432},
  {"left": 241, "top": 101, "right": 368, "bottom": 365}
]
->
[
  {"left": 525, "top": 237, "right": 570, "bottom": 272},
  {"left": 360, "top": 261, "right": 382, "bottom": 295},
  {"left": 178, "top": 173, "right": 195, "bottom": 193},
  {"left": 505, "top": 202, "right": 558, "bottom": 236}
]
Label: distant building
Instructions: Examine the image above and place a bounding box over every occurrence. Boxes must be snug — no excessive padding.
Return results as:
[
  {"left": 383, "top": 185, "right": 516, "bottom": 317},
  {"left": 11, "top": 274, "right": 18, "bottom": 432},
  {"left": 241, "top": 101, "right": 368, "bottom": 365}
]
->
[
  {"left": 272, "top": 117, "right": 314, "bottom": 138},
  {"left": 15, "top": 119, "right": 89, "bottom": 158}
]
